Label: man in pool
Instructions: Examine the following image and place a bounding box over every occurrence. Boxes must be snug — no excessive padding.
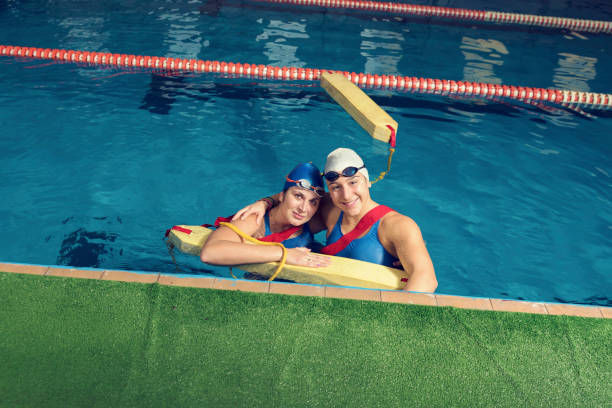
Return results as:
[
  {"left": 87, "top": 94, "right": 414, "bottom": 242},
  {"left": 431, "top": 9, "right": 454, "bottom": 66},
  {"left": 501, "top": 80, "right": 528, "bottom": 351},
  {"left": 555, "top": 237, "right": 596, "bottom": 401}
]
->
[
  {"left": 235, "top": 148, "right": 437, "bottom": 293},
  {"left": 200, "top": 163, "right": 331, "bottom": 268}
]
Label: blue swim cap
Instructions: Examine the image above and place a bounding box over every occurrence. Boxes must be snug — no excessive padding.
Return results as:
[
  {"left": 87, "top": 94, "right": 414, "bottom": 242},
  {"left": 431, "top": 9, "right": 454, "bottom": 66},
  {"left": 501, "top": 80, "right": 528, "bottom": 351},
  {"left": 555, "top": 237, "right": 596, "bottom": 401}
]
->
[{"left": 283, "top": 163, "right": 325, "bottom": 196}]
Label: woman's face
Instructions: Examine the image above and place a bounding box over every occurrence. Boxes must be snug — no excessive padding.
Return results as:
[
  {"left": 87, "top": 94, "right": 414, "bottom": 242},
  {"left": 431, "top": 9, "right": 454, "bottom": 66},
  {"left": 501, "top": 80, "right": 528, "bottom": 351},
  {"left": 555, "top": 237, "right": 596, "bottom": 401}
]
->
[
  {"left": 326, "top": 173, "right": 371, "bottom": 217},
  {"left": 278, "top": 186, "right": 321, "bottom": 226}
]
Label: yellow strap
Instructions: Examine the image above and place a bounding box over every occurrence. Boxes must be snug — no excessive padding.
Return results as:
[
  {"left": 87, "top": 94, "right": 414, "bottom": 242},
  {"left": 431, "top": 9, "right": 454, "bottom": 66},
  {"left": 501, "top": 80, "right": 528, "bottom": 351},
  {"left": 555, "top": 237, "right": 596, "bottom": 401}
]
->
[
  {"left": 370, "top": 147, "right": 395, "bottom": 184},
  {"left": 218, "top": 221, "right": 287, "bottom": 282}
]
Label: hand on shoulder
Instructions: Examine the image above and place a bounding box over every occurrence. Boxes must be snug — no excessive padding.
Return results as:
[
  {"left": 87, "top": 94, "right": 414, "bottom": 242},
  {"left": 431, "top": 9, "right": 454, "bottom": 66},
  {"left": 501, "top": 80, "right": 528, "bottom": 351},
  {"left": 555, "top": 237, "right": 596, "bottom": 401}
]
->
[
  {"left": 233, "top": 199, "right": 269, "bottom": 225},
  {"left": 230, "top": 213, "right": 264, "bottom": 238}
]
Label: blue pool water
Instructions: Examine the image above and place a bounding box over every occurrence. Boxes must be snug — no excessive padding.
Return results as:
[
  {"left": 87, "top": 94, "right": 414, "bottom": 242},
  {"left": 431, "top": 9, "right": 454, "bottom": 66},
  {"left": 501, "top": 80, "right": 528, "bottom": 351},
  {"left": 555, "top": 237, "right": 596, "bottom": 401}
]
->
[{"left": 1, "top": 0, "right": 611, "bottom": 306}]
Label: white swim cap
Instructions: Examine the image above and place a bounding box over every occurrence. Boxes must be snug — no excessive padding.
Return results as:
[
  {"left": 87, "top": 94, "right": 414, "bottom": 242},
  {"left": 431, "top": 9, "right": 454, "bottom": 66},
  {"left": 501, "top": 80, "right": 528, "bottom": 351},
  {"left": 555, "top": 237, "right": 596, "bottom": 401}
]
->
[{"left": 324, "top": 147, "right": 369, "bottom": 182}]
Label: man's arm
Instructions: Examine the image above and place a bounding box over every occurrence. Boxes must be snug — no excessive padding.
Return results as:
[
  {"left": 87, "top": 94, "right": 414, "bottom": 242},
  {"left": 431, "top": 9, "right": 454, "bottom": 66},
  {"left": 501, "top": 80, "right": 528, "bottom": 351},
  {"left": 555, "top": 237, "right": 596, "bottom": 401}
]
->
[{"left": 381, "top": 214, "right": 437, "bottom": 292}]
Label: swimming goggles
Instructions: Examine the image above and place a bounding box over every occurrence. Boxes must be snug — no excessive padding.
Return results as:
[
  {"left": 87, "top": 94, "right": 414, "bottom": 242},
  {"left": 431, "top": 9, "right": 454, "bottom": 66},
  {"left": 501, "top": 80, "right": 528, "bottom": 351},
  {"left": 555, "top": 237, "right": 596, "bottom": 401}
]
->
[
  {"left": 285, "top": 176, "right": 325, "bottom": 196},
  {"left": 323, "top": 165, "right": 365, "bottom": 182}
]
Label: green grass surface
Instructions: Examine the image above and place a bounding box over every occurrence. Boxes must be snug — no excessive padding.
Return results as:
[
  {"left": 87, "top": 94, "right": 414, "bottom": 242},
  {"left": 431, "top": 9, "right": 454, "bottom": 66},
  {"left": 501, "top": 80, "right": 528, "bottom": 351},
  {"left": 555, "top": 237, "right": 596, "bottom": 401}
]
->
[{"left": 1, "top": 272, "right": 610, "bottom": 407}]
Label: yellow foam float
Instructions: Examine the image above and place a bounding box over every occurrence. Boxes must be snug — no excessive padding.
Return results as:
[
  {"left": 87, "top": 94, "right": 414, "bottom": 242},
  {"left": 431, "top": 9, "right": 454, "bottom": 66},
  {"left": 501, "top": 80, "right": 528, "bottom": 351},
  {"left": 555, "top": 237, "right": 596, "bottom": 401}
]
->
[
  {"left": 166, "top": 225, "right": 409, "bottom": 290},
  {"left": 320, "top": 72, "right": 397, "bottom": 142}
]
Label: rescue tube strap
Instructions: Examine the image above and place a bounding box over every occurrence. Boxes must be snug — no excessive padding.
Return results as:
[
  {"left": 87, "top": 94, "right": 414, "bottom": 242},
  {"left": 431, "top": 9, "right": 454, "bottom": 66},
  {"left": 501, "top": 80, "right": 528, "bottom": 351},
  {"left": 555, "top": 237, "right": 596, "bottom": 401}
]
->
[
  {"left": 218, "top": 221, "right": 288, "bottom": 281},
  {"left": 166, "top": 214, "right": 301, "bottom": 244},
  {"left": 371, "top": 125, "right": 396, "bottom": 184},
  {"left": 320, "top": 205, "right": 394, "bottom": 256},
  {"left": 171, "top": 225, "right": 192, "bottom": 234},
  {"left": 165, "top": 215, "right": 233, "bottom": 238},
  {"left": 164, "top": 225, "right": 192, "bottom": 238},
  {"left": 202, "top": 215, "right": 234, "bottom": 228}
]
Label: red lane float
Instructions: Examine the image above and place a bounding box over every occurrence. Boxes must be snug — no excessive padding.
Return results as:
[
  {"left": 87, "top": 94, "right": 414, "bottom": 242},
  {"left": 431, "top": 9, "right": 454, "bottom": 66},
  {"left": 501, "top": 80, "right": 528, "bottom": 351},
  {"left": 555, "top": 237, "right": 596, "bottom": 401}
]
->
[
  {"left": 2, "top": 45, "right": 611, "bottom": 109},
  {"left": 251, "top": 0, "right": 612, "bottom": 34}
]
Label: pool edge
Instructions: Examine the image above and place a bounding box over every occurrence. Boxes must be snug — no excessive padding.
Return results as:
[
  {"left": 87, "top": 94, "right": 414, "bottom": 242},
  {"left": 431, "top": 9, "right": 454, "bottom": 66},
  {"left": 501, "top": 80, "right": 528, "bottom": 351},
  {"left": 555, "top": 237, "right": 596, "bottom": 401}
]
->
[{"left": 1, "top": 262, "right": 609, "bottom": 319}]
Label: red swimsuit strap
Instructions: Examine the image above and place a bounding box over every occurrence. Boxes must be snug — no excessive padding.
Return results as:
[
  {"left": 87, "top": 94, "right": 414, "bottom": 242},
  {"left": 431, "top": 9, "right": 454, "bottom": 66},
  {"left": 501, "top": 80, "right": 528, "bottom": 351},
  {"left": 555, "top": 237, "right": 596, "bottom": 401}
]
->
[
  {"left": 259, "top": 225, "right": 301, "bottom": 243},
  {"left": 320, "top": 205, "right": 394, "bottom": 256}
]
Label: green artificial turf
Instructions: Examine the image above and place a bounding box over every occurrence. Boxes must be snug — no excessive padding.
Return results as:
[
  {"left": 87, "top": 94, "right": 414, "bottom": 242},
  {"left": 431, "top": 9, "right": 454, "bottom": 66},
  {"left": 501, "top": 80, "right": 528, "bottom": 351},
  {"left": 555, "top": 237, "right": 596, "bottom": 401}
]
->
[{"left": 1, "top": 272, "right": 610, "bottom": 407}]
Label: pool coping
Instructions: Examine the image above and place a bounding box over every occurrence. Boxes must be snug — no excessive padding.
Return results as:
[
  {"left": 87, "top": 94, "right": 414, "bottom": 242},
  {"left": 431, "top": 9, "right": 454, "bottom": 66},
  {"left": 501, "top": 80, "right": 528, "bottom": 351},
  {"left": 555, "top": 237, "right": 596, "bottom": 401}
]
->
[{"left": 1, "top": 262, "right": 610, "bottom": 319}]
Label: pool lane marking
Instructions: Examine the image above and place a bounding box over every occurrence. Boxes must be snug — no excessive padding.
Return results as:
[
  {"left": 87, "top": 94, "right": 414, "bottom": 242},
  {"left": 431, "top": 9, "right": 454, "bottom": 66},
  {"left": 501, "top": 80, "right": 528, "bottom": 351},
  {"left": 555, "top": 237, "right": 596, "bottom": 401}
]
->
[
  {"left": 252, "top": 0, "right": 612, "bottom": 35},
  {"left": 2, "top": 45, "right": 611, "bottom": 111}
]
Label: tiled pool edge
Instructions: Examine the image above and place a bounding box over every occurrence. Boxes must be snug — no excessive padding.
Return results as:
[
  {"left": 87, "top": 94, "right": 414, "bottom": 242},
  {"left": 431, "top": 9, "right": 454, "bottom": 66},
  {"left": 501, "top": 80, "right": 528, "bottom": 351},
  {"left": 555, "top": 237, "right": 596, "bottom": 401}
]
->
[{"left": 2, "top": 262, "right": 609, "bottom": 319}]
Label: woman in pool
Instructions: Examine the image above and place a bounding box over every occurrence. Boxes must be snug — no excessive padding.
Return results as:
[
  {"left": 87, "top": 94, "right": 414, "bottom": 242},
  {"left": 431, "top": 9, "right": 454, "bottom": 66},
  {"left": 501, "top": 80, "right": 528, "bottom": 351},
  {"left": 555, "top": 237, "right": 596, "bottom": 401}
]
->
[
  {"left": 234, "top": 148, "right": 437, "bottom": 292},
  {"left": 200, "top": 162, "right": 331, "bottom": 268}
]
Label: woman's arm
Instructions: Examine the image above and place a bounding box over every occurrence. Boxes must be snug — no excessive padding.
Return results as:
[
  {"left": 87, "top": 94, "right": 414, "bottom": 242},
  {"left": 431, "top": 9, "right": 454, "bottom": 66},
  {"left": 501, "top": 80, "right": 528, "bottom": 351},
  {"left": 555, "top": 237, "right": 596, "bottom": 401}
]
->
[
  {"left": 200, "top": 215, "right": 330, "bottom": 267},
  {"left": 233, "top": 193, "right": 333, "bottom": 235},
  {"left": 233, "top": 194, "right": 281, "bottom": 224},
  {"left": 200, "top": 216, "right": 284, "bottom": 265},
  {"left": 380, "top": 214, "right": 437, "bottom": 293}
]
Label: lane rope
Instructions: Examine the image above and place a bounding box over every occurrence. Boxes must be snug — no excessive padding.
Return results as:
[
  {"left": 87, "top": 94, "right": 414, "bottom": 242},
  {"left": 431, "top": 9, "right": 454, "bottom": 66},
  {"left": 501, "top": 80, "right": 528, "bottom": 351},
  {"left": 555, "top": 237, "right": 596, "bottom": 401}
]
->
[
  {"left": 251, "top": 0, "right": 612, "bottom": 34},
  {"left": 2, "top": 45, "right": 610, "bottom": 110}
]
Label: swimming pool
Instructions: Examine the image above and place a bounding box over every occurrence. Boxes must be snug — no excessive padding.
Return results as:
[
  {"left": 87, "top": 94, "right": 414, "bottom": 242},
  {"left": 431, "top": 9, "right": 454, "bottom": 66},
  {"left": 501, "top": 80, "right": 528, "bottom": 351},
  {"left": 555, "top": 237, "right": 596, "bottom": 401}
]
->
[{"left": 1, "top": 0, "right": 611, "bottom": 306}]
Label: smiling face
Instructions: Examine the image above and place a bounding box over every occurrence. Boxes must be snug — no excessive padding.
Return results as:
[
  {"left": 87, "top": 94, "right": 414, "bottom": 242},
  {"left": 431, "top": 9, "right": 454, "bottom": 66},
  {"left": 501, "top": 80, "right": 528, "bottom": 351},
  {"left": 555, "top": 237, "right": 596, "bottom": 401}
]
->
[
  {"left": 326, "top": 172, "right": 372, "bottom": 217},
  {"left": 278, "top": 186, "right": 321, "bottom": 226}
]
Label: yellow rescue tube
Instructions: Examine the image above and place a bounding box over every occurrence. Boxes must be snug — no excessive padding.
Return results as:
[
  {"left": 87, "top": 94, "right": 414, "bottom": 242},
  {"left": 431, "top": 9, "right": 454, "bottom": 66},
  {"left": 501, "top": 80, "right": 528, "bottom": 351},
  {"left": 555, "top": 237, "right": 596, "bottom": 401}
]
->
[
  {"left": 166, "top": 225, "right": 409, "bottom": 290},
  {"left": 320, "top": 72, "right": 398, "bottom": 143}
]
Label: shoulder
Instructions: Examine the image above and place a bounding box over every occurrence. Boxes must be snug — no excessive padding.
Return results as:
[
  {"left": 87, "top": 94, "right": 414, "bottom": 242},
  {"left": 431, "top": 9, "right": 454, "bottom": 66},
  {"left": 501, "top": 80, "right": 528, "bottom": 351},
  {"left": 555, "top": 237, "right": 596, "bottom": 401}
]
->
[
  {"left": 379, "top": 211, "right": 422, "bottom": 241},
  {"left": 212, "top": 213, "right": 263, "bottom": 241}
]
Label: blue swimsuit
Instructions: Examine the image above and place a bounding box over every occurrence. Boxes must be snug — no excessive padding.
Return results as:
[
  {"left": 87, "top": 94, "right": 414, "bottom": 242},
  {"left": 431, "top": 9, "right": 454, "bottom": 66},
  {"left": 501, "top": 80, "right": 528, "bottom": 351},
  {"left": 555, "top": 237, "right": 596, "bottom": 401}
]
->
[
  {"left": 326, "top": 212, "right": 398, "bottom": 267},
  {"left": 264, "top": 212, "right": 315, "bottom": 249}
]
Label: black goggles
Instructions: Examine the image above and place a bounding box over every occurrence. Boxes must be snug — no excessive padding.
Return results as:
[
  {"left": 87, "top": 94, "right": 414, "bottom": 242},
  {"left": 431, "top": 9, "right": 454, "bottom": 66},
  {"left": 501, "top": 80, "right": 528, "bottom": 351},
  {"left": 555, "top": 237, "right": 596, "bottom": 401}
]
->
[{"left": 323, "top": 165, "right": 365, "bottom": 182}]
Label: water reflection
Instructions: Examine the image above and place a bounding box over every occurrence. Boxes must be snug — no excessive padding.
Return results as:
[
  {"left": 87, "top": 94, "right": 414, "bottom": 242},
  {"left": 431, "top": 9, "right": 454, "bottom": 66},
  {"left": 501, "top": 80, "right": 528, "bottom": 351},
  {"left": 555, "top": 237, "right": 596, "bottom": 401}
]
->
[
  {"left": 140, "top": 74, "right": 186, "bottom": 114},
  {"left": 56, "top": 216, "right": 123, "bottom": 268},
  {"left": 199, "top": 0, "right": 223, "bottom": 17},
  {"left": 58, "top": 17, "right": 108, "bottom": 51},
  {"left": 159, "top": 10, "right": 202, "bottom": 59},
  {"left": 460, "top": 36, "right": 508, "bottom": 85},
  {"left": 256, "top": 18, "right": 308, "bottom": 67},
  {"left": 360, "top": 28, "right": 404, "bottom": 75},
  {"left": 553, "top": 52, "right": 597, "bottom": 92}
]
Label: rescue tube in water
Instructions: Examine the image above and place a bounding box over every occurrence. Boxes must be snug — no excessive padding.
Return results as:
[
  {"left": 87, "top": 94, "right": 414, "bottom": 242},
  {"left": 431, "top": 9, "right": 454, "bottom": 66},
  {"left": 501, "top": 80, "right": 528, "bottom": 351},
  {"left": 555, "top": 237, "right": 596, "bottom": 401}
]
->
[{"left": 166, "top": 225, "right": 409, "bottom": 290}]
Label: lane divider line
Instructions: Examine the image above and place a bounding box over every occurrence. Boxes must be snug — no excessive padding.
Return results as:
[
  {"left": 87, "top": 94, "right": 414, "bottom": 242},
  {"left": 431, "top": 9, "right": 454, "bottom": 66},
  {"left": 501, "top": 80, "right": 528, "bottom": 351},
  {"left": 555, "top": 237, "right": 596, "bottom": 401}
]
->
[
  {"left": 252, "top": 0, "right": 612, "bottom": 34},
  {"left": 2, "top": 45, "right": 611, "bottom": 109}
]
